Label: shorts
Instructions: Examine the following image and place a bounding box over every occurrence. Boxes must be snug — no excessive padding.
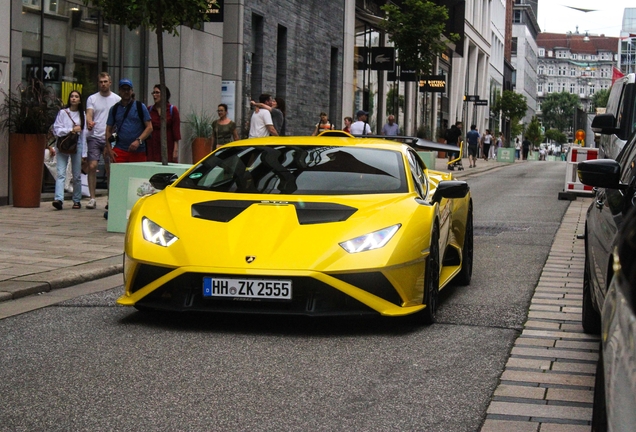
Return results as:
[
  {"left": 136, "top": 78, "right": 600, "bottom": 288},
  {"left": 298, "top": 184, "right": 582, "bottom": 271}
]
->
[
  {"left": 112, "top": 146, "right": 147, "bottom": 163},
  {"left": 87, "top": 136, "right": 106, "bottom": 162},
  {"left": 468, "top": 144, "right": 478, "bottom": 157}
]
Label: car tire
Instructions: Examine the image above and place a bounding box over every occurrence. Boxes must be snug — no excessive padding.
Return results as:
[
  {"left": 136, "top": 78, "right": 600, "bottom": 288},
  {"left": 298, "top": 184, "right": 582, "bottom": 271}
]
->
[
  {"left": 420, "top": 224, "right": 440, "bottom": 325},
  {"left": 453, "top": 201, "right": 473, "bottom": 286},
  {"left": 582, "top": 256, "right": 601, "bottom": 334},
  {"left": 591, "top": 348, "right": 608, "bottom": 432}
]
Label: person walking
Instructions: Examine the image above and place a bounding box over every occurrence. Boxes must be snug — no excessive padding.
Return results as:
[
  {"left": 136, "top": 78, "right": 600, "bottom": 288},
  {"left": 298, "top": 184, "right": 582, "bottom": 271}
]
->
[
  {"left": 146, "top": 84, "right": 181, "bottom": 163},
  {"left": 104, "top": 79, "right": 153, "bottom": 164},
  {"left": 381, "top": 115, "right": 400, "bottom": 136},
  {"left": 494, "top": 131, "right": 504, "bottom": 159},
  {"left": 522, "top": 136, "right": 531, "bottom": 160},
  {"left": 466, "top": 124, "right": 480, "bottom": 168},
  {"left": 481, "top": 129, "right": 493, "bottom": 161},
  {"left": 249, "top": 94, "right": 278, "bottom": 138},
  {"left": 515, "top": 138, "right": 521, "bottom": 160},
  {"left": 312, "top": 112, "right": 334, "bottom": 135},
  {"left": 211, "top": 103, "right": 240, "bottom": 149},
  {"left": 349, "top": 110, "right": 371, "bottom": 135},
  {"left": 251, "top": 97, "right": 286, "bottom": 136},
  {"left": 343, "top": 116, "right": 353, "bottom": 133},
  {"left": 445, "top": 121, "right": 462, "bottom": 170},
  {"left": 49, "top": 90, "right": 86, "bottom": 210},
  {"left": 85, "top": 72, "right": 120, "bottom": 209}
]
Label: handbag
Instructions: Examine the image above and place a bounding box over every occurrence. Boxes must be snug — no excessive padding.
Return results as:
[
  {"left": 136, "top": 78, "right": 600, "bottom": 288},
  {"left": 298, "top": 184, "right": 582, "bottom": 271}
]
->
[{"left": 57, "top": 110, "right": 79, "bottom": 154}]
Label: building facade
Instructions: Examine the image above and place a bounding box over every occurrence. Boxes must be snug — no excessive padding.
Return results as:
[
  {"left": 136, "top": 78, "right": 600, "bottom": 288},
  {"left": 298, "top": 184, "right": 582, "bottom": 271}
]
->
[{"left": 510, "top": 0, "right": 539, "bottom": 127}]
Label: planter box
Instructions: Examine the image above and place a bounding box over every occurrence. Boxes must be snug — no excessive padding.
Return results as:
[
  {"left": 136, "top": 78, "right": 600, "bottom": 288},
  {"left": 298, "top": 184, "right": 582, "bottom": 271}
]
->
[
  {"left": 547, "top": 155, "right": 558, "bottom": 161},
  {"left": 417, "top": 151, "right": 436, "bottom": 170},
  {"left": 107, "top": 162, "right": 192, "bottom": 233},
  {"left": 527, "top": 152, "right": 539, "bottom": 161},
  {"left": 496, "top": 148, "right": 515, "bottom": 163}
]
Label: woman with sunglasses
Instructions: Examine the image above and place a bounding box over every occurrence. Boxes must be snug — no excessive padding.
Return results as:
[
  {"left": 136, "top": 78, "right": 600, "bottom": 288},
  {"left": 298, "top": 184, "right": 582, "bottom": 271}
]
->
[{"left": 146, "top": 84, "right": 181, "bottom": 163}]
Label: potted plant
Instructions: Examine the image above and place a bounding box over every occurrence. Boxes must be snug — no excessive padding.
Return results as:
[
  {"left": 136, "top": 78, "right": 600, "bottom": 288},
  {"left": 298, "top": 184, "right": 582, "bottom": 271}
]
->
[
  {"left": 0, "top": 79, "right": 62, "bottom": 207},
  {"left": 185, "top": 109, "right": 214, "bottom": 163}
]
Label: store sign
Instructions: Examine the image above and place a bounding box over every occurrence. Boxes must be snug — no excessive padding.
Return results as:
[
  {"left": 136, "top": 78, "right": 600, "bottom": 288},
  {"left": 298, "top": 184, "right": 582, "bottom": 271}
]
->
[
  {"left": 355, "top": 47, "right": 368, "bottom": 70},
  {"left": 206, "top": 0, "right": 224, "bottom": 22},
  {"left": 465, "top": 95, "right": 479, "bottom": 102},
  {"left": 27, "top": 64, "right": 62, "bottom": 81},
  {"left": 474, "top": 99, "right": 488, "bottom": 106},
  {"left": 400, "top": 66, "right": 417, "bottom": 82},
  {"left": 370, "top": 47, "right": 395, "bottom": 71},
  {"left": 419, "top": 75, "right": 446, "bottom": 92}
]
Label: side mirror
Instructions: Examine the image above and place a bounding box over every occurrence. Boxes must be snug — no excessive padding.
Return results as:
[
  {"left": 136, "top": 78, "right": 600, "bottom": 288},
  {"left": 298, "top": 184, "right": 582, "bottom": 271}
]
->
[
  {"left": 149, "top": 173, "right": 179, "bottom": 190},
  {"left": 431, "top": 180, "right": 469, "bottom": 204},
  {"left": 591, "top": 113, "right": 619, "bottom": 135},
  {"left": 577, "top": 159, "right": 622, "bottom": 189}
]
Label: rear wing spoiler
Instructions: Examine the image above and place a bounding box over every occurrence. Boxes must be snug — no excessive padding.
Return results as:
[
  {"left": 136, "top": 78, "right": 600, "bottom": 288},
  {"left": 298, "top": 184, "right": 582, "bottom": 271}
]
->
[{"left": 317, "top": 130, "right": 460, "bottom": 153}]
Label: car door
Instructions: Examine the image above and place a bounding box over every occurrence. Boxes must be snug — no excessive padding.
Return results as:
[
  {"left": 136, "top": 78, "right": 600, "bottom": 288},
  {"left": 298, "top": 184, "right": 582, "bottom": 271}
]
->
[{"left": 588, "top": 134, "right": 636, "bottom": 299}]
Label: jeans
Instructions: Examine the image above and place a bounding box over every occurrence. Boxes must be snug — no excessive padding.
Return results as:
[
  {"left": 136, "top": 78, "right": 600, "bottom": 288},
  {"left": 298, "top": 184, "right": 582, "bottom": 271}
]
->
[{"left": 55, "top": 143, "right": 83, "bottom": 203}]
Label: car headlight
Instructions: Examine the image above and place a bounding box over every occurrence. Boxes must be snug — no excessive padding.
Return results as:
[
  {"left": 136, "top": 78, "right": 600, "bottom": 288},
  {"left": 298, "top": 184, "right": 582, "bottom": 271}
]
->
[
  {"left": 339, "top": 224, "right": 401, "bottom": 253},
  {"left": 142, "top": 217, "right": 178, "bottom": 247}
]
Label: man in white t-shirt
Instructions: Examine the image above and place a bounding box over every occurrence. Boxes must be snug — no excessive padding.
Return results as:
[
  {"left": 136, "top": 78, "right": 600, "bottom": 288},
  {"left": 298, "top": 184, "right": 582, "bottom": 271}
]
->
[
  {"left": 349, "top": 110, "right": 372, "bottom": 135},
  {"left": 249, "top": 94, "right": 278, "bottom": 138},
  {"left": 85, "top": 72, "right": 121, "bottom": 209}
]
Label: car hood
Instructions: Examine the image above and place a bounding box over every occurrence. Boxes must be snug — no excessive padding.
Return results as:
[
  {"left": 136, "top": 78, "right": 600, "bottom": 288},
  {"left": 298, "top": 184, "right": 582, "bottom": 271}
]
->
[{"left": 128, "top": 187, "right": 431, "bottom": 272}]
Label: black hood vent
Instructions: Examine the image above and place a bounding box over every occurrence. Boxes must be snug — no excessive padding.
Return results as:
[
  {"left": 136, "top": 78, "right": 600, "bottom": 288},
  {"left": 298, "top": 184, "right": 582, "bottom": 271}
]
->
[{"left": 191, "top": 200, "right": 357, "bottom": 225}]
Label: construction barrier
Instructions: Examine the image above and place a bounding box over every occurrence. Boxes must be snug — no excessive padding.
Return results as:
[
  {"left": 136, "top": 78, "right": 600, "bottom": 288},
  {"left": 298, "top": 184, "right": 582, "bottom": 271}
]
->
[{"left": 558, "top": 145, "right": 598, "bottom": 199}]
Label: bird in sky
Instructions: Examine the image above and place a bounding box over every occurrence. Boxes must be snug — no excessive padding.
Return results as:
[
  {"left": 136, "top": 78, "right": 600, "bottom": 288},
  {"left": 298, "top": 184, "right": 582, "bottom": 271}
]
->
[{"left": 563, "top": 5, "right": 598, "bottom": 13}]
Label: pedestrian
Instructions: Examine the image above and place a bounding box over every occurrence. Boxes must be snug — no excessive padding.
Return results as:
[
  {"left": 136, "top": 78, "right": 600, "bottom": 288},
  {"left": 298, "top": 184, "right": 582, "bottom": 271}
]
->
[
  {"left": 481, "top": 129, "right": 493, "bottom": 161},
  {"left": 211, "top": 103, "right": 240, "bottom": 149},
  {"left": 522, "top": 136, "right": 531, "bottom": 160},
  {"left": 251, "top": 97, "right": 286, "bottom": 136},
  {"left": 445, "top": 121, "right": 462, "bottom": 170},
  {"left": 146, "top": 84, "right": 181, "bottom": 163},
  {"left": 494, "top": 131, "right": 504, "bottom": 159},
  {"left": 466, "top": 124, "right": 480, "bottom": 168},
  {"left": 349, "top": 110, "right": 371, "bottom": 135},
  {"left": 343, "top": 116, "right": 353, "bottom": 133},
  {"left": 312, "top": 112, "right": 334, "bottom": 135},
  {"left": 381, "top": 115, "right": 400, "bottom": 136},
  {"left": 49, "top": 90, "right": 86, "bottom": 210},
  {"left": 248, "top": 93, "right": 278, "bottom": 138},
  {"left": 85, "top": 72, "right": 120, "bottom": 209},
  {"left": 104, "top": 78, "right": 153, "bottom": 164},
  {"left": 515, "top": 138, "right": 521, "bottom": 160}
]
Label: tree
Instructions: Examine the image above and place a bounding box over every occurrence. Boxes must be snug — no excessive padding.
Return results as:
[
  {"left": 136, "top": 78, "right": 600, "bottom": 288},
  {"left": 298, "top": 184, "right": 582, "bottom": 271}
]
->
[
  {"left": 386, "top": 85, "right": 405, "bottom": 116},
  {"left": 591, "top": 89, "right": 610, "bottom": 110},
  {"left": 525, "top": 116, "right": 543, "bottom": 149},
  {"left": 380, "top": 0, "right": 458, "bottom": 76},
  {"left": 85, "top": 0, "right": 218, "bottom": 165},
  {"left": 492, "top": 90, "right": 528, "bottom": 121},
  {"left": 545, "top": 128, "right": 567, "bottom": 144},
  {"left": 540, "top": 91, "right": 581, "bottom": 133}
]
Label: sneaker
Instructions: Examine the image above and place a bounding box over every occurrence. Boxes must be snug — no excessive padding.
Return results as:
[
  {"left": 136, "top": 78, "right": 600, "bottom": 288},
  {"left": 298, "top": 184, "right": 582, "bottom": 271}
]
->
[
  {"left": 52, "top": 200, "right": 63, "bottom": 210},
  {"left": 86, "top": 198, "right": 96, "bottom": 209},
  {"left": 72, "top": 201, "right": 81, "bottom": 209}
]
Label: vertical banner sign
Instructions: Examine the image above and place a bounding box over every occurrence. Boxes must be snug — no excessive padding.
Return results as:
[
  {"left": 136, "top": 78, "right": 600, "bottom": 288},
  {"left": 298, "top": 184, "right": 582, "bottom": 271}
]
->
[
  {"left": 355, "top": 47, "right": 368, "bottom": 70},
  {"left": 399, "top": 64, "right": 417, "bottom": 82},
  {"left": 206, "top": 0, "right": 224, "bottom": 22},
  {"left": 370, "top": 47, "right": 395, "bottom": 71},
  {"left": 419, "top": 75, "right": 446, "bottom": 92}
]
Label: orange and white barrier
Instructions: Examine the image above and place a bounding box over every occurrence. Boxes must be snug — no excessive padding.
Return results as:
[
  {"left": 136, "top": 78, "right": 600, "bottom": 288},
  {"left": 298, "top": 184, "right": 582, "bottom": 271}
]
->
[{"left": 564, "top": 146, "right": 598, "bottom": 194}]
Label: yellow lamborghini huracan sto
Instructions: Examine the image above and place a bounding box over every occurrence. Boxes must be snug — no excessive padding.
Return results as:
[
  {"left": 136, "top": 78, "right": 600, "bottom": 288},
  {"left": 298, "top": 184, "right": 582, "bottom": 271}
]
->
[{"left": 117, "top": 134, "right": 473, "bottom": 324}]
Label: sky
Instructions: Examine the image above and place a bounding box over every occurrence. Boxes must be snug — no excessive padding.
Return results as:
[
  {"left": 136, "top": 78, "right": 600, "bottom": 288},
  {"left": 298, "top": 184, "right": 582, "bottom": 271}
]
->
[{"left": 537, "top": 1, "right": 633, "bottom": 37}]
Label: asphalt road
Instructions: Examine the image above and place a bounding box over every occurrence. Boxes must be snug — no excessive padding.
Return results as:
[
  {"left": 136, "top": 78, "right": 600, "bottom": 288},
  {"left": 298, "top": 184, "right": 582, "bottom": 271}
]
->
[{"left": 0, "top": 161, "right": 570, "bottom": 432}]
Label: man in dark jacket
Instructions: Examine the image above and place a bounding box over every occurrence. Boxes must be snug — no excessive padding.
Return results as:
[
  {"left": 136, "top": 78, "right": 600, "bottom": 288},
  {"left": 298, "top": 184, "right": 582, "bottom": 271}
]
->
[{"left": 445, "top": 121, "right": 462, "bottom": 170}]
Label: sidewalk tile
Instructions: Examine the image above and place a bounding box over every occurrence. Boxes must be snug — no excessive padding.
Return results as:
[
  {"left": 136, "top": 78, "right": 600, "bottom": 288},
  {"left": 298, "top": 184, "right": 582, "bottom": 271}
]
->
[
  {"left": 546, "top": 388, "right": 594, "bottom": 404},
  {"left": 481, "top": 419, "right": 539, "bottom": 432},
  {"left": 487, "top": 401, "right": 592, "bottom": 421}
]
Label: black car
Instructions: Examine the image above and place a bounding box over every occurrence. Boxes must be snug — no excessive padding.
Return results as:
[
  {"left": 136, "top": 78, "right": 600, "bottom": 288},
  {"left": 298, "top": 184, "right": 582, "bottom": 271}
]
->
[
  {"left": 591, "top": 205, "right": 636, "bottom": 431},
  {"left": 577, "top": 130, "right": 636, "bottom": 334}
]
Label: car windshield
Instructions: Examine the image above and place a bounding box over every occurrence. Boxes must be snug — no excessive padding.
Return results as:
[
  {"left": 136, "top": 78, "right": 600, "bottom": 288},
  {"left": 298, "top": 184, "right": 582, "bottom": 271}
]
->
[{"left": 176, "top": 145, "right": 407, "bottom": 195}]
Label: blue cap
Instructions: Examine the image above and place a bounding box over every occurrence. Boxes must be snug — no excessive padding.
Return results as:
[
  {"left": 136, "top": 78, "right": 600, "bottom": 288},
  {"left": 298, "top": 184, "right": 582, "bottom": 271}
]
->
[{"left": 119, "top": 78, "right": 133, "bottom": 88}]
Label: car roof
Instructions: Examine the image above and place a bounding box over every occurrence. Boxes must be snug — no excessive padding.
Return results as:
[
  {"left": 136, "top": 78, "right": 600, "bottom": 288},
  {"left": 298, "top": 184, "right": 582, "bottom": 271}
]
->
[{"left": 223, "top": 135, "right": 410, "bottom": 152}]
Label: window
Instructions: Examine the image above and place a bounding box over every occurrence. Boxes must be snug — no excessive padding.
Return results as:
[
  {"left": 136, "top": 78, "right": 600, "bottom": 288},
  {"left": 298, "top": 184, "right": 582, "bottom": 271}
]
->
[
  {"left": 589, "top": 85, "right": 595, "bottom": 95},
  {"left": 547, "top": 82, "right": 554, "bottom": 92},
  {"left": 570, "top": 83, "right": 576, "bottom": 93},
  {"left": 570, "top": 68, "right": 576, "bottom": 76},
  {"left": 572, "top": 54, "right": 577, "bottom": 59},
  {"left": 511, "top": 37, "right": 517, "bottom": 55},
  {"left": 539, "top": 48, "right": 545, "bottom": 57},
  {"left": 513, "top": 10, "right": 521, "bottom": 23},
  {"left": 538, "top": 65, "right": 544, "bottom": 75},
  {"left": 548, "top": 66, "right": 554, "bottom": 75},
  {"left": 538, "top": 83, "right": 543, "bottom": 92}
]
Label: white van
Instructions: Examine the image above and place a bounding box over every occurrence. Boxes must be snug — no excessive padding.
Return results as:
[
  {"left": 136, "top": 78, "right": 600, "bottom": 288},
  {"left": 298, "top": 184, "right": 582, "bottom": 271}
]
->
[{"left": 591, "top": 73, "right": 636, "bottom": 159}]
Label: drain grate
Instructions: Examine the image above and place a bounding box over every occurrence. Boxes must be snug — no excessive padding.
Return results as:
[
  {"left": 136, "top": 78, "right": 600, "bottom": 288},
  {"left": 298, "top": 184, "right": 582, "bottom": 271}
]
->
[{"left": 474, "top": 224, "right": 530, "bottom": 237}]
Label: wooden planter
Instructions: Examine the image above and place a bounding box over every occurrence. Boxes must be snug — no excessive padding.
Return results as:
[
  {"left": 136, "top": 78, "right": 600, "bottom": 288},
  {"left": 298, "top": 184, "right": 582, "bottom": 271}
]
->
[
  {"left": 10, "top": 133, "right": 46, "bottom": 207},
  {"left": 191, "top": 137, "right": 212, "bottom": 164}
]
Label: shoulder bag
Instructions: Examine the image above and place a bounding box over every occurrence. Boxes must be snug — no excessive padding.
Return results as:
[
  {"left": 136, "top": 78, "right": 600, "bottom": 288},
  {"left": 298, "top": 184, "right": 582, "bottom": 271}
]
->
[{"left": 57, "top": 110, "right": 79, "bottom": 154}]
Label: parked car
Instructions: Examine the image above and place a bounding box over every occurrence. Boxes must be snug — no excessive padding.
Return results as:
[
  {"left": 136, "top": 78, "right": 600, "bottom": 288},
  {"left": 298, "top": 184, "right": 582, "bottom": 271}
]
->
[
  {"left": 117, "top": 135, "right": 473, "bottom": 324},
  {"left": 591, "top": 205, "right": 636, "bottom": 432},
  {"left": 577, "top": 129, "right": 636, "bottom": 334},
  {"left": 591, "top": 73, "right": 636, "bottom": 160}
]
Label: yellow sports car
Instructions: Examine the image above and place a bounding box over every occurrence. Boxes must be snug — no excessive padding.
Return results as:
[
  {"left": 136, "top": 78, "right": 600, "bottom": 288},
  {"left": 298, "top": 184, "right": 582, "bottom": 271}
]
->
[{"left": 117, "top": 134, "right": 473, "bottom": 324}]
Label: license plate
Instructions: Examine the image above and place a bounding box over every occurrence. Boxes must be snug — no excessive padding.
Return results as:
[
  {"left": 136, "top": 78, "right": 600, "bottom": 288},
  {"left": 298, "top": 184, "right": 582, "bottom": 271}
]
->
[{"left": 203, "top": 277, "right": 292, "bottom": 300}]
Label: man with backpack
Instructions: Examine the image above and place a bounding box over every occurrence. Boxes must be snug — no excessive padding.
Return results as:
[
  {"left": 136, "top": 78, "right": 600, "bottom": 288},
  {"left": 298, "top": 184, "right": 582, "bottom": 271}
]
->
[{"left": 104, "top": 79, "right": 153, "bottom": 164}]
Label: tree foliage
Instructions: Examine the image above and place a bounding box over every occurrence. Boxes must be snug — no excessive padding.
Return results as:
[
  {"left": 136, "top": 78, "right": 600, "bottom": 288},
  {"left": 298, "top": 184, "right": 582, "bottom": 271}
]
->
[
  {"left": 380, "top": 0, "right": 458, "bottom": 75},
  {"left": 545, "top": 128, "right": 567, "bottom": 144},
  {"left": 492, "top": 90, "right": 528, "bottom": 120},
  {"left": 591, "top": 89, "right": 610, "bottom": 110},
  {"left": 525, "top": 116, "right": 543, "bottom": 147},
  {"left": 540, "top": 91, "right": 580, "bottom": 132},
  {"left": 85, "top": 0, "right": 217, "bottom": 164},
  {"left": 386, "top": 85, "right": 405, "bottom": 116}
]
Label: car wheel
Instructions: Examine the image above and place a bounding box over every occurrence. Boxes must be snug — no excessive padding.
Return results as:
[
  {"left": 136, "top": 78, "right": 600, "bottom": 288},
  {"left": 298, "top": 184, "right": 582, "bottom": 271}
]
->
[
  {"left": 453, "top": 202, "right": 473, "bottom": 286},
  {"left": 421, "top": 224, "right": 440, "bottom": 325},
  {"left": 592, "top": 349, "right": 608, "bottom": 432},
  {"left": 582, "top": 256, "right": 601, "bottom": 334}
]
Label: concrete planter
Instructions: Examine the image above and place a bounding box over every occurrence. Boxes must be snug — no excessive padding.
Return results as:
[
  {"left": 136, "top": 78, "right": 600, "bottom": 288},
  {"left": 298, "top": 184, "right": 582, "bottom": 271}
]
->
[
  {"left": 417, "top": 151, "right": 436, "bottom": 170},
  {"left": 496, "top": 148, "right": 515, "bottom": 163},
  {"left": 10, "top": 133, "right": 46, "bottom": 207}
]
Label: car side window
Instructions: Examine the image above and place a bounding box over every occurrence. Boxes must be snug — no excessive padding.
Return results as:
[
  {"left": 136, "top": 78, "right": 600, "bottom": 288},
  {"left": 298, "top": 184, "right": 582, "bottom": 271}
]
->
[
  {"left": 619, "top": 139, "right": 636, "bottom": 186},
  {"left": 406, "top": 150, "right": 427, "bottom": 198}
]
